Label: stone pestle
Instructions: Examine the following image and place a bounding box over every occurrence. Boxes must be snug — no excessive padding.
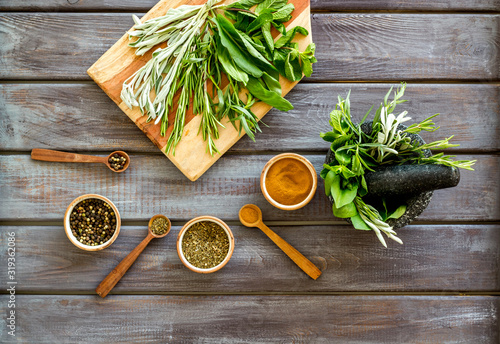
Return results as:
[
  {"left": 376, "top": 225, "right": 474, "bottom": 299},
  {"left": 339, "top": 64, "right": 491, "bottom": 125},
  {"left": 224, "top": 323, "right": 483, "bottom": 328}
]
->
[{"left": 365, "top": 164, "right": 460, "bottom": 197}]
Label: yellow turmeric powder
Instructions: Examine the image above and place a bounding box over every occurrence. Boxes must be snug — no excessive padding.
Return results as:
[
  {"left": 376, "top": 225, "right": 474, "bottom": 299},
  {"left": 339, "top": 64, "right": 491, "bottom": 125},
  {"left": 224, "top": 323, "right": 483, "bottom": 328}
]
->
[
  {"left": 240, "top": 207, "right": 259, "bottom": 223},
  {"left": 265, "top": 158, "right": 313, "bottom": 206}
]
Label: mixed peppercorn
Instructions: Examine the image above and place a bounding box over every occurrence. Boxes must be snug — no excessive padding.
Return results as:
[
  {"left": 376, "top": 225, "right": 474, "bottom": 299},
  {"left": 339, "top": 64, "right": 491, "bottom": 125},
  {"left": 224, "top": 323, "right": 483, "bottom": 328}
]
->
[
  {"left": 70, "top": 198, "right": 117, "bottom": 246},
  {"left": 108, "top": 153, "right": 127, "bottom": 171}
]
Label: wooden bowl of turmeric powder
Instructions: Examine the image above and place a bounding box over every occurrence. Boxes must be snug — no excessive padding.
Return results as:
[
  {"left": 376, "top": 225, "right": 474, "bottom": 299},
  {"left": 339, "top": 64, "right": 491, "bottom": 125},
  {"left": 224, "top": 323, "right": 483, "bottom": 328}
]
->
[{"left": 260, "top": 153, "right": 317, "bottom": 211}]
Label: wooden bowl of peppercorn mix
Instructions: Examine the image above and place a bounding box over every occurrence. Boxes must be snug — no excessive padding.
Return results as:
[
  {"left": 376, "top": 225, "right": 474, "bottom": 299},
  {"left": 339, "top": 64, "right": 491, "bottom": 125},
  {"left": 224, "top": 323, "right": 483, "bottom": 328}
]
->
[
  {"left": 64, "top": 194, "right": 121, "bottom": 251},
  {"left": 177, "top": 216, "right": 234, "bottom": 274}
]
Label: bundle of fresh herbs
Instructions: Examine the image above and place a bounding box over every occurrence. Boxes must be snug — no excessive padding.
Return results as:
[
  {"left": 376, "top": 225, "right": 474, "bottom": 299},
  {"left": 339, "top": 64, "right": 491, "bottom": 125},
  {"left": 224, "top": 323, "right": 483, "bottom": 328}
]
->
[
  {"left": 320, "top": 83, "right": 475, "bottom": 247},
  {"left": 121, "top": 0, "right": 316, "bottom": 155}
]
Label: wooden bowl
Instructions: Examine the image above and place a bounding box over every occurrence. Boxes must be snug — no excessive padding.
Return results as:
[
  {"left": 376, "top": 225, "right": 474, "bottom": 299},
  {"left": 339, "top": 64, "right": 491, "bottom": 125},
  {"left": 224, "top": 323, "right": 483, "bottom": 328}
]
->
[
  {"left": 64, "top": 194, "right": 121, "bottom": 251},
  {"left": 177, "top": 216, "right": 235, "bottom": 274},
  {"left": 260, "top": 153, "right": 318, "bottom": 211}
]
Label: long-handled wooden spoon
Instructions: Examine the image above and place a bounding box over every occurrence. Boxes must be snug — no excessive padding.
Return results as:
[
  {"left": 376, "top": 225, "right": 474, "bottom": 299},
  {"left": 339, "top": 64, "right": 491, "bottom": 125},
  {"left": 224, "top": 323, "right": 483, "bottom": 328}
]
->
[
  {"left": 31, "top": 148, "right": 130, "bottom": 173},
  {"left": 96, "top": 215, "right": 171, "bottom": 298},
  {"left": 239, "top": 204, "right": 321, "bottom": 280}
]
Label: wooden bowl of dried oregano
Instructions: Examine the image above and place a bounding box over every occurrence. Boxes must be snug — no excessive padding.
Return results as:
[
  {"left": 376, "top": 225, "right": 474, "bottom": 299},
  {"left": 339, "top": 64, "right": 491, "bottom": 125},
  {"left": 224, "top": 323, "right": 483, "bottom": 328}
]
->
[{"left": 177, "top": 216, "right": 235, "bottom": 273}]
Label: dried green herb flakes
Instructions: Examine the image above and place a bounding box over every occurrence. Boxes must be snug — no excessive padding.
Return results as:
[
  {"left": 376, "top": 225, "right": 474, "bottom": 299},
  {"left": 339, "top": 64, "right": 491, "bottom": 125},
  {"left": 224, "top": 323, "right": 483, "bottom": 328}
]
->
[{"left": 182, "top": 221, "right": 230, "bottom": 269}]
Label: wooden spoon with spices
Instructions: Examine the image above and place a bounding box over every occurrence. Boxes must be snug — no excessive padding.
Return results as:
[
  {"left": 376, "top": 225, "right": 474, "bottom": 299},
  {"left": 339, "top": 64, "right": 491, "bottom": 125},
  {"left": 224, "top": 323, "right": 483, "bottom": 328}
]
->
[
  {"left": 239, "top": 204, "right": 322, "bottom": 280},
  {"left": 95, "top": 215, "right": 171, "bottom": 298},
  {"left": 31, "top": 148, "right": 130, "bottom": 173}
]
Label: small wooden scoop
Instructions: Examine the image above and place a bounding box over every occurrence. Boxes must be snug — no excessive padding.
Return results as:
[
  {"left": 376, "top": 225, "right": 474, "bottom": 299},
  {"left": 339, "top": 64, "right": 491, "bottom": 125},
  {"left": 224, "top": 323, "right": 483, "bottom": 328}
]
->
[
  {"left": 96, "top": 215, "right": 171, "bottom": 298},
  {"left": 31, "top": 148, "right": 130, "bottom": 173},
  {"left": 239, "top": 204, "right": 321, "bottom": 280}
]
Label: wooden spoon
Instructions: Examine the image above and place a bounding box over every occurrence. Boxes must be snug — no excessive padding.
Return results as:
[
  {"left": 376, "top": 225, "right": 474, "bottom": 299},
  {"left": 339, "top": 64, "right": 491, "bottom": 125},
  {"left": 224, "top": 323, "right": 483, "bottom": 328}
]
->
[
  {"left": 239, "top": 204, "right": 321, "bottom": 280},
  {"left": 31, "top": 148, "right": 130, "bottom": 173},
  {"left": 95, "top": 215, "right": 171, "bottom": 298}
]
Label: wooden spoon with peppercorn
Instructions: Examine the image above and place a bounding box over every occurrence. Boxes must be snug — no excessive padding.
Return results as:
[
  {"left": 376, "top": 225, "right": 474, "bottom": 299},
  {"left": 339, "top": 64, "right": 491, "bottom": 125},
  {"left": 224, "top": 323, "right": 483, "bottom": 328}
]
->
[
  {"left": 96, "top": 214, "right": 171, "bottom": 298},
  {"left": 31, "top": 148, "right": 130, "bottom": 173}
]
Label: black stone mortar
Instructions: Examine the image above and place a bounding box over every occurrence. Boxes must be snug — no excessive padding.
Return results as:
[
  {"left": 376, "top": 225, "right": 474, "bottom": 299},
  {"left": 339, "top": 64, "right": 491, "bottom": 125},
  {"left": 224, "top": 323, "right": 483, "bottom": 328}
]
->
[{"left": 325, "top": 121, "right": 440, "bottom": 229}]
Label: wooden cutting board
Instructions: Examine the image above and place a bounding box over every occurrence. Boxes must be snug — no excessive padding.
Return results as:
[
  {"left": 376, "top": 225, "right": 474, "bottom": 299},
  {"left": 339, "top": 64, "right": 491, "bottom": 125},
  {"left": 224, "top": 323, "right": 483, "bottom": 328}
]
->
[{"left": 88, "top": 0, "right": 312, "bottom": 181}]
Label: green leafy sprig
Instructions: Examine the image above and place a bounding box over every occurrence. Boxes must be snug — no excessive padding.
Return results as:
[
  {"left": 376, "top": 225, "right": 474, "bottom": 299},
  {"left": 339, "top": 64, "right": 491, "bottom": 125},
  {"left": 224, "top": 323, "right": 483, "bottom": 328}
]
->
[
  {"left": 121, "top": 0, "right": 317, "bottom": 155},
  {"left": 320, "top": 83, "right": 476, "bottom": 247}
]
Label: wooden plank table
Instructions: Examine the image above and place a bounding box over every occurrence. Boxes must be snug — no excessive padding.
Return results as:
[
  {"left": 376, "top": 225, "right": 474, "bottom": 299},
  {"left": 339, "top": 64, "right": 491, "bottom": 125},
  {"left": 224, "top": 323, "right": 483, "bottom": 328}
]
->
[{"left": 0, "top": 1, "right": 499, "bottom": 342}]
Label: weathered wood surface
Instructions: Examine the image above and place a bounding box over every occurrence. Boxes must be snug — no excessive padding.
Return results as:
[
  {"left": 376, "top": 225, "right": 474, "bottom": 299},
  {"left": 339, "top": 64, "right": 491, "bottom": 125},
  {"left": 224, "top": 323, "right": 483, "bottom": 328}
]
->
[
  {"left": 0, "top": 154, "right": 496, "bottom": 222},
  {"left": 1, "top": 295, "right": 498, "bottom": 343},
  {"left": 1, "top": 0, "right": 499, "bottom": 341},
  {"left": 1, "top": 225, "right": 498, "bottom": 292},
  {"left": 1, "top": 13, "right": 499, "bottom": 81},
  {"left": 1, "top": 0, "right": 499, "bottom": 11},
  {"left": 1, "top": 83, "right": 498, "bottom": 152}
]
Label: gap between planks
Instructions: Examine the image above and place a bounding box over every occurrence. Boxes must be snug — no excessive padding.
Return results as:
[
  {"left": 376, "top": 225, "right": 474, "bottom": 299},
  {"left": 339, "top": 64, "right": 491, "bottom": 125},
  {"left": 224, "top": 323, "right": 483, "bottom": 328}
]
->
[
  {"left": 1, "top": 220, "right": 499, "bottom": 227},
  {"left": 0, "top": 150, "right": 497, "bottom": 156},
  {"left": 0, "top": 8, "right": 499, "bottom": 14},
  {"left": 2, "top": 80, "right": 500, "bottom": 85},
  {"left": 1, "top": 291, "right": 499, "bottom": 296}
]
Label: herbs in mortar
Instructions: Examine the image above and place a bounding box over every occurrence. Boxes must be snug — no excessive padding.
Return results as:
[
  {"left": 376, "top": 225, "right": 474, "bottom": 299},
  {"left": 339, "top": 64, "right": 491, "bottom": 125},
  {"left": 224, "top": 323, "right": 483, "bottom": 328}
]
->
[
  {"left": 121, "top": 0, "right": 316, "bottom": 155},
  {"left": 320, "top": 83, "right": 475, "bottom": 247}
]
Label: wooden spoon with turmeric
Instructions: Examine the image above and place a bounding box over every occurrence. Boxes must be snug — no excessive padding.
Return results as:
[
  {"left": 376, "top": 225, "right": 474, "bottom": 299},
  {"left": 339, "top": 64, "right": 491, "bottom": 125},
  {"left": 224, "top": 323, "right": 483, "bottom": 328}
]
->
[{"left": 239, "top": 204, "right": 322, "bottom": 280}]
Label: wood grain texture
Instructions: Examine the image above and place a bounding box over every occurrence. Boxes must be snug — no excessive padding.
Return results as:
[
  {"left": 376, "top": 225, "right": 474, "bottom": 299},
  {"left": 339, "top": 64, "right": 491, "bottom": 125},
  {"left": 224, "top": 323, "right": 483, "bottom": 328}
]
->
[
  {"left": 1, "top": 83, "right": 498, "bottom": 152},
  {"left": 1, "top": 224, "right": 498, "bottom": 292},
  {"left": 0, "top": 295, "right": 498, "bottom": 343},
  {"left": 0, "top": 154, "right": 497, "bottom": 222},
  {"left": 1, "top": 0, "right": 499, "bottom": 11},
  {"left": 1, "top": 13, "right": 498, "bottom": 80},
  {"left": 254, "top": 219, "right": 322, "bottom": 280},
  {"left": 95, "top": 232, "right": 155, "bottom": 298}
]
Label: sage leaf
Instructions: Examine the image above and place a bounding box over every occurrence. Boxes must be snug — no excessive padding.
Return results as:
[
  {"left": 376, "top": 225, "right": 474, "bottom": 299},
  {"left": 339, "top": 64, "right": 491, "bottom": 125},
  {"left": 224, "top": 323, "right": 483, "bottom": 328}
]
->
[{"left": 132, "top": 14, "right": 142, "bottom": 25}]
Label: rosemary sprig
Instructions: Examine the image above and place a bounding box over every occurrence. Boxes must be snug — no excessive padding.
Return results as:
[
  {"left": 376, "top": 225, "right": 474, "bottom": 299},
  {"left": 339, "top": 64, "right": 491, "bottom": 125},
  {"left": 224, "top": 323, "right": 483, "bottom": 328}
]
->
[{"left": 121, "top": 0, "right": 317, "bottom": 156}]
